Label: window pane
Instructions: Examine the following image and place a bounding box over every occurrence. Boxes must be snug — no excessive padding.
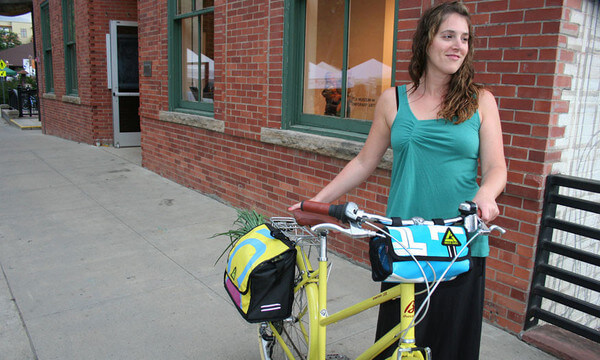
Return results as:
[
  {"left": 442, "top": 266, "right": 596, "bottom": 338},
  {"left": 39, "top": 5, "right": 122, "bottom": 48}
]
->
[
  {"left": 181, "top": 16, "right": 198, "bottom": 102},
  {"left": 65, "top": 0, "right": 75, "bottom": 43},
  {"left": 302, "top": 0, "right": 394, "bottom": 122},
  {"left": 346, "top": 0, "right": 394, "bottom": 121},
  {"left": 117, "top": 26, "right": 139, "bottom": 93},
  {"left": 200, "top": 12, "right": 214, "bottom": 102},
  {"left": 180, "top": 13, "right": 214, "bottom": 103},
  {"left": 68, "top": 44, "right": 77, "bottom": 92},
  {"left": 199, "top": 0, "right": 214, "bottom": 8},
  {"left": 118, "top": 96, "right": 141, "bottom": 132},
  {"left": 178, "top": 0, "right": 213, "bottom": 14},
  {"left": 303, "top": 0, "right": 345, "bottom": 117},
  {"left": 178, "top": 0, "right": 193, "bottom": 14}
]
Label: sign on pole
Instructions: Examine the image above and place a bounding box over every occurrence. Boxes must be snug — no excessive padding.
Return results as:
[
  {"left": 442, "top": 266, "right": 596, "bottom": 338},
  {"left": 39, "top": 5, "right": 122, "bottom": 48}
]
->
[{"left": 0, "top": 59, "right": 7, "bottom": 77}]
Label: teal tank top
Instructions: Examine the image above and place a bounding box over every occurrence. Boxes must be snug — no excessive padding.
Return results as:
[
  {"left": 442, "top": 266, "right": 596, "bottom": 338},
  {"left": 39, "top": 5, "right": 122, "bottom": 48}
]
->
[{"left": 387, "top": 85, "right": 488, "bottom": 257}]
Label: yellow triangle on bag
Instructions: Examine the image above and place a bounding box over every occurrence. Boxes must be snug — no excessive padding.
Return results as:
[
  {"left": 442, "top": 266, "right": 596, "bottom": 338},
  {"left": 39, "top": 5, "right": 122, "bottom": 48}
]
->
[{"left": 442, "top": 228, "right": 462, "bottom": 246}]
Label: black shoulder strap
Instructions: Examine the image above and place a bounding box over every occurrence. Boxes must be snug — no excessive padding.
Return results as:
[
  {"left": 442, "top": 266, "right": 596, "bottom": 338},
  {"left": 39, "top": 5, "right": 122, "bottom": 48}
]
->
[
  {"left": 432, "top": 218, "right": 445, "bottom": 226},
  {"left": 391, "top": 217, "right": 403, "bottom": 227},
  {"left": 267, "top": 223, "right": 293, "bottom": 248},
  {"left": 395, "top": 86, "right": 400, "bottom": 110}
]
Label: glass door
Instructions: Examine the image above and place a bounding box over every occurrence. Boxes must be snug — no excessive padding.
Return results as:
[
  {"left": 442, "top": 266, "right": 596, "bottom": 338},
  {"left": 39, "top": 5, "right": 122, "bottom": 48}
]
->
[{"left": 109, "top": 20, "right": 140, "bottom": 147}]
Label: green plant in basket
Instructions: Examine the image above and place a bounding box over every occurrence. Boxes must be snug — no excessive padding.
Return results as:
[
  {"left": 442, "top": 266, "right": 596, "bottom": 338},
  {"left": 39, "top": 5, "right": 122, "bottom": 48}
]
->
[{"left": 212, "top": 208, "right": 266, "bottom": 265}]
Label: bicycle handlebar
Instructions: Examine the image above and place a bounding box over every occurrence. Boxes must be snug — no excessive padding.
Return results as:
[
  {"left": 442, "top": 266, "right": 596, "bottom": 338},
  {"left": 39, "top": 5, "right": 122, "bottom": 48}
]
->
[{"left": 297, "top": 200, "right": 506, "bottom": 238}]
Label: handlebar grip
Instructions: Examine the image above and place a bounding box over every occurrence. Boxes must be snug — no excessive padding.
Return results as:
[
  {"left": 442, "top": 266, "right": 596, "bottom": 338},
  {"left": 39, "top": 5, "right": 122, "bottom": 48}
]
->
[
  {"left": 292, "top": 210, "right": 340, "bottom": 227},
  {"left": 300, "top": 201, "right": 331, "bottom": 215},
  {"left": 301, "top": 201, "right": 349, "bottom": 222},
  {"left": 328, "top": 204, "right": 348, "bottom": 221}
]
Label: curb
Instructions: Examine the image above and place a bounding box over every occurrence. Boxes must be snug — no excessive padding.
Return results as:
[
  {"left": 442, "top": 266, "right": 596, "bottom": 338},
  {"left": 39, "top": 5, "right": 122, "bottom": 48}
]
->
[{"left": 8, "top": 118, "right": 41, "bottom": 130}]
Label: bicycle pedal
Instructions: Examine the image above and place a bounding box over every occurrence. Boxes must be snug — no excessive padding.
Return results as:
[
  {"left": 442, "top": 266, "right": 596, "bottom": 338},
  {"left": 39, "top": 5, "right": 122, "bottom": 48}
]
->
[{"left": 325, "top": 354, "right": 350, "bottom": 360}]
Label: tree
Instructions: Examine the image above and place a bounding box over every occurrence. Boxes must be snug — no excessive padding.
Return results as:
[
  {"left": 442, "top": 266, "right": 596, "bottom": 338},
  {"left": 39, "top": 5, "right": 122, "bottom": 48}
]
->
[{"left": 0, "top": 29, "right": 22, "bottom": 50}]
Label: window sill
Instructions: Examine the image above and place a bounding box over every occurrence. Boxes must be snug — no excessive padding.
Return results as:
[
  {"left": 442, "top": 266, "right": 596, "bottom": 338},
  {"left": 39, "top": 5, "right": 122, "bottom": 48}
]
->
[
  {"left": 158, "top": 110, "right": 225, "bottom": 133},
  {"left": 42, "top": 93, "right": 56, "bottom": 100},
  {"left": 261, "top": 127, "right": 393, "bottom": 170},
  {"left": 61, "top": 95, "right": 80, "bottom": 104}
]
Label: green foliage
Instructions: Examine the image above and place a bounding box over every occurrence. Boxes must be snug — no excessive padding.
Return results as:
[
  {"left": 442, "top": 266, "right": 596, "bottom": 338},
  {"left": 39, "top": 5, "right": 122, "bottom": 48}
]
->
[
  {"left": 212, "top": 208, "right": 266, "bottom": 265},
  {"left": 0, "top": 76, "right": 37, "bottom": 105},
  {"left": 0, "top": 77, "right": 18, "bottom": 105},
  {"left": 0, "top": 29, "right": 21, "bottom": 50}
]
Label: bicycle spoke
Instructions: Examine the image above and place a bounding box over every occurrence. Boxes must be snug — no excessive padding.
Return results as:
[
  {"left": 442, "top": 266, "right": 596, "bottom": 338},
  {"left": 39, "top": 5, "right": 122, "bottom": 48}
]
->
[{"left": 258, "top": 265, "right": 311, "bottom": 360}]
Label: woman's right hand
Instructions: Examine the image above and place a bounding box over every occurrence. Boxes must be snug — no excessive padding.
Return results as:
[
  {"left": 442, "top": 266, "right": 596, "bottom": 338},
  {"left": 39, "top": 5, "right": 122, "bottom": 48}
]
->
[{"left": 288, "top": 202, "right": 302, "bottom": 212}]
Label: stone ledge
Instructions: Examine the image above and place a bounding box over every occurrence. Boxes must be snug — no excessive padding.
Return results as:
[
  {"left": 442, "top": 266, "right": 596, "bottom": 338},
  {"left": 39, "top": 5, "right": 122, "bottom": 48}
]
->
[
  {"left": 521, "top": 324, "right": 600, "bottom": 360},
  {"left": 61, "top": 95, "right": 81, "bottom": 104},
  {"left": 261, "top": 127, "right": 393, "bottom": 170},
  {"left": 42, "top": 93, "right": 57, "bottom": 100},
  {"left": 158, "top": 111, "right": 225, "bottom": 133},
  {"left": 1, "top": 108, "right": 18, "bottom": 121}
]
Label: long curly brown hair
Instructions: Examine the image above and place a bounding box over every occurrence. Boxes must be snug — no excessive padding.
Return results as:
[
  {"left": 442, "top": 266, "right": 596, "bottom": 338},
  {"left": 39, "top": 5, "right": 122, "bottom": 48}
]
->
[{"left": 408, "top": 1, "right": 482, "bottom": 124}]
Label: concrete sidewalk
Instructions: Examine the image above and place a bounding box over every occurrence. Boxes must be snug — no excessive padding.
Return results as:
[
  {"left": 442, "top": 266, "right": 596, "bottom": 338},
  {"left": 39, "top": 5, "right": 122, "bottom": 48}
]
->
[{"left": 0, "top": 120, "right": 557, "bottom": 359}]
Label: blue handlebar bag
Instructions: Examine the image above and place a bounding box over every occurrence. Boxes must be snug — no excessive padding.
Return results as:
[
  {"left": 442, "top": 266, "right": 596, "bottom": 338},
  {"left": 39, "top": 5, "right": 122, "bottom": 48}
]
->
[{"left": 369, "top": 225, "right": 471, "bottom": 283}]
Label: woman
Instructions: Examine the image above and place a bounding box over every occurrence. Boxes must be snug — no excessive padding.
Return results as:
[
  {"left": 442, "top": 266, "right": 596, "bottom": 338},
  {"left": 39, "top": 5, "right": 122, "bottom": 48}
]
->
[{"left": 290, "top": 2, "right": 506, "bottom": 359}]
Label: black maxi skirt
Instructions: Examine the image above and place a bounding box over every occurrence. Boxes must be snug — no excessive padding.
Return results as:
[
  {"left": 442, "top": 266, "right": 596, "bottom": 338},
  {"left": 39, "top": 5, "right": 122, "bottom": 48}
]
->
[{"left": 374, "top": 257, "right": 486, "bottom": 360}]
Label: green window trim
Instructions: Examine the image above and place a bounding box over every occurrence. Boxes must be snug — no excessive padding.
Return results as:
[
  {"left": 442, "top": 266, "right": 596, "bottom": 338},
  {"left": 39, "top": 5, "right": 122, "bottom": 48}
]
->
[
  {"left": 282, "top": 0, "right": 399, "bottom": 143},
  {"left": 62, "top": 0, "right": 77, "bottom": 96},
  {"left": 168, "top": 1, "right": 215, "bottom": 115},
  {"left": 40, "top": 1, "right": 53, "bottom": 93}
]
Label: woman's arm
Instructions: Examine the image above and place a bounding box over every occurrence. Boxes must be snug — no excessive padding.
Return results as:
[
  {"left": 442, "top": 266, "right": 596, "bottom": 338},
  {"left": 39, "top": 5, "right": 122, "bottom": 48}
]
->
[
  {"left": 474, "top": 89, "right": 507, "bottom": 222},
  {"left": 289, "top": 87, "right": 397, "bottom": 210}
]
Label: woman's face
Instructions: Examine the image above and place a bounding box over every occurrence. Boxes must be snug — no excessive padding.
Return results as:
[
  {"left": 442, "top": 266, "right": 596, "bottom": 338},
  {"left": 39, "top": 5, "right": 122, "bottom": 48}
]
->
[{"left": 426, "top": 13, "right": 470, "bottom": 77}]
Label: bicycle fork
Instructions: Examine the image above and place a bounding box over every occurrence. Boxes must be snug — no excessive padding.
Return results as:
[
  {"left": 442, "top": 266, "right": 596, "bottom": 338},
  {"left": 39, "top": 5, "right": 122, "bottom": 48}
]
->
[{"left": 390, "top": 283, "right": 430, "bottom": 360}]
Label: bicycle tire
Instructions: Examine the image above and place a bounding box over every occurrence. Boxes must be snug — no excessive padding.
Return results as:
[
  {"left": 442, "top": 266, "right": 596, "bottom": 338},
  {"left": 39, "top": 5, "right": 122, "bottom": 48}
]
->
[{"left": 258, "top": 263, "right": 317, "bottom": 359}]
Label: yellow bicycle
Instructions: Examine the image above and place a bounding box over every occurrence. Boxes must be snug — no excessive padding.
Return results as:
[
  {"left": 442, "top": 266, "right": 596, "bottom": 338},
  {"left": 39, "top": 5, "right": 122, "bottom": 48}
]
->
[{"left": 258, "top": 201, "right": 505, "bottom": 360}]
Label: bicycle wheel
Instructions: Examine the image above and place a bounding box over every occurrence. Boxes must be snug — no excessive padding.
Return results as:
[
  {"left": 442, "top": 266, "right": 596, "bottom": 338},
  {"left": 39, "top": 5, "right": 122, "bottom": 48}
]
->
[{"left": 259, "top": 266, "right": 316, "bottom": 359}]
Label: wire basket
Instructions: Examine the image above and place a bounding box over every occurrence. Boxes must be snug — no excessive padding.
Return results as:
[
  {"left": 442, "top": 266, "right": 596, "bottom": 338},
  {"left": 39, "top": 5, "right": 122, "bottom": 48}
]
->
[{"left": 269, "top": 217, "right": 320, "bottom": 246}]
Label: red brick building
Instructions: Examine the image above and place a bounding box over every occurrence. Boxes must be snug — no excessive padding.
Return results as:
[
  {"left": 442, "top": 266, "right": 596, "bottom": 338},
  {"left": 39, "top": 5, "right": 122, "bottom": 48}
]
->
[{"left": 32, "top": 0, "right": 599, "bottom": 338}]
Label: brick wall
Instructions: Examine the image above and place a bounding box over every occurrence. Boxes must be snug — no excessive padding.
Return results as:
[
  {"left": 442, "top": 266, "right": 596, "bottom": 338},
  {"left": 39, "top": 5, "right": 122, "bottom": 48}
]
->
[
  {"left": 465, "top": 0, "right": 582, "bottom": 333},
  {"left": 33, "top": 0, "right": 137, "bottom": 145},
  {"left": 137, "top": 0, "right": 168, "bottom": 127}
]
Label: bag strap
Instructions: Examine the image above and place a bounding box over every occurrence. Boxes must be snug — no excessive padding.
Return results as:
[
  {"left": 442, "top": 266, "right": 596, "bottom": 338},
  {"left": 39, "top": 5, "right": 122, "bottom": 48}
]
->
[
  {"left": 432, "top": 218, "right": 445, "bottom": 225},
  {"left": 266, "top": 223, "right": 294, "bottom": 248}
]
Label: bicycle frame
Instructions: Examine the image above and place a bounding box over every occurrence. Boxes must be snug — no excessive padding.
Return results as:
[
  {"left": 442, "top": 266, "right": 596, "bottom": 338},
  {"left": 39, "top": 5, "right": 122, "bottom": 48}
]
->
[
  {"left": 277, "top": 234, "right": 426, "bottom": 360},
  {"left": 263, "top": 202, "right": 504, "bottom": 360}
]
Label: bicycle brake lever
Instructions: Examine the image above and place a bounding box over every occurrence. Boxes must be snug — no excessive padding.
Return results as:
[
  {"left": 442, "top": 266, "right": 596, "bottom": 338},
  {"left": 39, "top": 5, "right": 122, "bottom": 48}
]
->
[
  {"left": 311, "top": 221, "right": 378, "bottom": 238},
  {"left": 474, "top": 218, "right": 506, "bottom": 237},
  {"left": 488, "top": 224, "right": 506, "bottom": 235}
]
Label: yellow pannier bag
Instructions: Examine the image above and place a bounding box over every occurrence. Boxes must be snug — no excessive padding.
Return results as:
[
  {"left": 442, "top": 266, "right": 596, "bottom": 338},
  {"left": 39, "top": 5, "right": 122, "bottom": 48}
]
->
[{"left": 224, "top": 223, "right": 296, "bottom": 323}]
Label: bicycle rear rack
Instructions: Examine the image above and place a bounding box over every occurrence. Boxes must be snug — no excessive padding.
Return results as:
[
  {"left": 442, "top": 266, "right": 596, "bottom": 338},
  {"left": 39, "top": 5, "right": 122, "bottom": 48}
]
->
[{"left": 270, "top": 217, "right": 320, "bottom": 246}]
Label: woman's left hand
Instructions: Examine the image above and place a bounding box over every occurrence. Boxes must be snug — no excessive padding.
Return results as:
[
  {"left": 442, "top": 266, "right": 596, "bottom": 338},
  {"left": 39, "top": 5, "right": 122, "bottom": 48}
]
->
[{"left": 472, "top": 195, "right": 499, "bottom": 223}]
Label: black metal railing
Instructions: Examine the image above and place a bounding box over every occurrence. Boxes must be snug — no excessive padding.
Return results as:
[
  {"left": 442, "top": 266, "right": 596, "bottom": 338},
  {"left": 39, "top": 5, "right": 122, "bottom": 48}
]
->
[
  {"left": 524, "top": 174, "right": 600, "bottom": 343},
  {"left": 7, "top": 86, "right": 38, "bottom": 117},
  {"left": 8, "top": 88, "right": 19, "bottom": 110}
]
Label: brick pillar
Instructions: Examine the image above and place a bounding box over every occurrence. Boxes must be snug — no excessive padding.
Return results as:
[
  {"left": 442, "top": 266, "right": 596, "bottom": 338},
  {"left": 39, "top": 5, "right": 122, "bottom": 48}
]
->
[{"left": 465, "top": 0, "right": 573, "bottom": 333}]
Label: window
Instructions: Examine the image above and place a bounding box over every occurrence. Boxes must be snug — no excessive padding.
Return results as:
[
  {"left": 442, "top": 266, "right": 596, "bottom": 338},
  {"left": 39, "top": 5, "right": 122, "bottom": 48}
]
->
[
  {"left": 62, "top": 0, "right": 77, "bottom": 95},
  {"left": 284, "top": 0, "right": 396, "bottom": 141},
  {"left": 169, "top": 0, "right": 215, "bottom": 114},
  {"left": 20, "top": 28, "right": 27, "bottom": 39},
  {"left": 40, "top": 1, "right": 53, "bottom": 93}
]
